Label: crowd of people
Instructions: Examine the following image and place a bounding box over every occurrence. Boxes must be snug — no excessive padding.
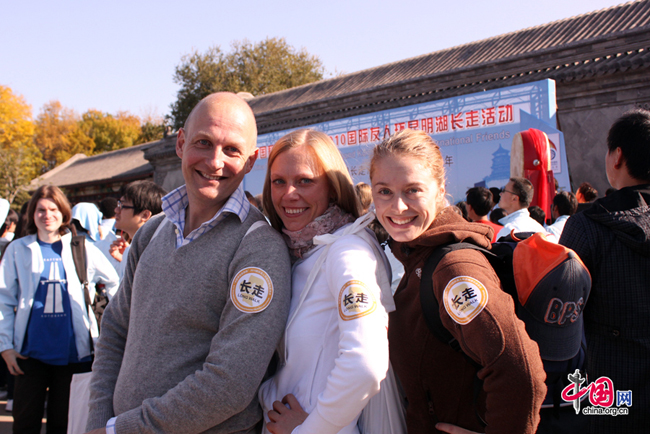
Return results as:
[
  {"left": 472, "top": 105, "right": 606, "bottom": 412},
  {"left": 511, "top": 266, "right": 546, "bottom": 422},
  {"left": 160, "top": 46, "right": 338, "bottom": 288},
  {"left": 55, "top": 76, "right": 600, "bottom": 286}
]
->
[{"left": 0, "top": 93, "right": 648, "bottom": 434}]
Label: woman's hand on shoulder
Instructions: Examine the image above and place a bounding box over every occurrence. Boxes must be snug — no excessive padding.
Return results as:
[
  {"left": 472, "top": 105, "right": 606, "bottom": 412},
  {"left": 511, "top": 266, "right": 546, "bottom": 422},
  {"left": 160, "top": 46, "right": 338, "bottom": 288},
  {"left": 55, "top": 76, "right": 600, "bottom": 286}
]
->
[
  {"left": 266, "top": 394, "right": 308, "bottom": 434},
  {"left": 435, "top": 422, "right": 483, "bottom": 434},
  {"left": 1, "top": 349, "right": 26, "bottom": 375}
]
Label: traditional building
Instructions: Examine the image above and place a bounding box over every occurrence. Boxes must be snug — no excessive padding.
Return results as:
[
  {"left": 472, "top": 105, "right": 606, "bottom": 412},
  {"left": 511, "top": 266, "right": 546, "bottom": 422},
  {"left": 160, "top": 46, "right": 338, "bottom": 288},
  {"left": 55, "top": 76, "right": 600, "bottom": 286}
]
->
[
  {"left": 484, "top": 145, "right": 511, "bottom": 184},
  {"left": 36, "top": 0, "right": 650, "bottom": 197},
  {"left": 29, "top": 141, "right": 155, "bottom": 203}
]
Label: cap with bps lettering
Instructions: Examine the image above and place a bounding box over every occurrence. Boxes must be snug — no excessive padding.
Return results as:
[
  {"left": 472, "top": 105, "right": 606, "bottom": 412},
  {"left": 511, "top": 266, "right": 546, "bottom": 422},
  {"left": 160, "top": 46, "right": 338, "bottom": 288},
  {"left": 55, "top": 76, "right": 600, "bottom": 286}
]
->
[{"left": 513, "top": 232, "right": 591, "bottom": 361}]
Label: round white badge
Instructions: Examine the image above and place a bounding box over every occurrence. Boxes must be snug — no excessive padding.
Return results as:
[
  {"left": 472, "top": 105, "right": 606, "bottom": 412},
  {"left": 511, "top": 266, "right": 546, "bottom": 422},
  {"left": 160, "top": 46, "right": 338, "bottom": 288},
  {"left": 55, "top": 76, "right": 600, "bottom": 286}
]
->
[
  {"left": 442, "top": 276, "right": 488, "bottom": 325},
  {"left": 338, "top": 280, "right": 377, "bottom": 321},
  {"left": 230, "top": 267, "right": 274, "bottom": 313}
]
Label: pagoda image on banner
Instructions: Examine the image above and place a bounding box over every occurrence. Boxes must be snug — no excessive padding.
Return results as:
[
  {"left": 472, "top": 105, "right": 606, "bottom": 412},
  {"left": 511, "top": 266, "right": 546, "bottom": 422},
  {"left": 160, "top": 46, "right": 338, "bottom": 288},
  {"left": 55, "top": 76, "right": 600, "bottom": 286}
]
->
[{"left": 483, "top": 144, "right": 510, "bottom": 188}]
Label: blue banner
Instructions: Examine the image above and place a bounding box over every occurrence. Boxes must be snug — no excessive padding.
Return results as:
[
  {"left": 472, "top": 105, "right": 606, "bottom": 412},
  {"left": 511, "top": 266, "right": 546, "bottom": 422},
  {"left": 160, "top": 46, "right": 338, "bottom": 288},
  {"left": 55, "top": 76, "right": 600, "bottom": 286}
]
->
[{"left": 244, "top": 79, "right": 570, "bottom": 204}]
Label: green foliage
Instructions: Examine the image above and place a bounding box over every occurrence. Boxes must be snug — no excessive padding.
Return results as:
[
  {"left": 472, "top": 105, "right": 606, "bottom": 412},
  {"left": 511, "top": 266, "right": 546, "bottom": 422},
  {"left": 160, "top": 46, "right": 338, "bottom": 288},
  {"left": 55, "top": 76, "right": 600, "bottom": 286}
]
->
[
  {"left": 0, "top": 147, "right": 39, "bottom": 203},
  {"left": 139, "top": 120, "right": 165, "bottom": 144},
  {"left": 228, "top": 38, "right": 325, "bottom": 95},
  {"left": 169, "top": 37, "right": 325, "bottom": 129}
]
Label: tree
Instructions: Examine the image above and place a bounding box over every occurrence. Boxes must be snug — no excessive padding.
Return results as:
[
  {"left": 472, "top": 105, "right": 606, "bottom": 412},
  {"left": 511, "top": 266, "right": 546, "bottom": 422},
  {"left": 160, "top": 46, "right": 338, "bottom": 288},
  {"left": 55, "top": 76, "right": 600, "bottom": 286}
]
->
[
  {"left": 35, "top": 100, "right": 95, "bottom": 171},
  {"left": 37, "top": 103, "right": 165, "bottom": 166},
  {"left": 227, "top": 38, "right": 325, "bottom": 95},
  {"left": 79, "top": 110, "right": 141, "bottom": 154},
  {"left": 0, "top": 85, "right": 44, "bottom": 202},
  {"left": 169, "top": 37, "right": 325, "bottom": 129},
  {"left": 0, "top": 86, "right": 34, "bottom": 147},
  {"left": 0, "top": 147, "right": 35, "bottom": 203},
  {"left": 138, "top": 113, "right": 165, "bottom": 143}
]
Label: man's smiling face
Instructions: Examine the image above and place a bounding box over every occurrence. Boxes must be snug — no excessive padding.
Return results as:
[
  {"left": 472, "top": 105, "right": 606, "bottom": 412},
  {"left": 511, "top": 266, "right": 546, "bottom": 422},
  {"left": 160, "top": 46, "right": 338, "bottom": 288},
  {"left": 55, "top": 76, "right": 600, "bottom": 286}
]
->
[{"left": 176, "top": 94, "right": 258, "bottom": 216}]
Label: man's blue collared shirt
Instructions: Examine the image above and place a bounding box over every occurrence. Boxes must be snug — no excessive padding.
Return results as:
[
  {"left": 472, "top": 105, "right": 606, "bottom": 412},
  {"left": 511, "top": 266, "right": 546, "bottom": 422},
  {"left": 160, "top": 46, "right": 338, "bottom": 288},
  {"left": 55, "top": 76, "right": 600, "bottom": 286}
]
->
[{"left": 161, "top": 183, "right": 250, "bottom": 248}]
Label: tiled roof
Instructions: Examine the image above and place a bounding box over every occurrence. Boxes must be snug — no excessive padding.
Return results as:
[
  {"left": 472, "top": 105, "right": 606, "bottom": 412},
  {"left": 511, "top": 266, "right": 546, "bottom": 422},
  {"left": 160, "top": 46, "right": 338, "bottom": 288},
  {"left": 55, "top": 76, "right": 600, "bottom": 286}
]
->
[
  {"left": 30, "top": 141, "right": 155, "bottom": 189},
  {"left": 248, "top": 0, "right": 650, "bottom": 127},
  {"left": 32, "top": 2, "right": 650, "bottom": 187}
]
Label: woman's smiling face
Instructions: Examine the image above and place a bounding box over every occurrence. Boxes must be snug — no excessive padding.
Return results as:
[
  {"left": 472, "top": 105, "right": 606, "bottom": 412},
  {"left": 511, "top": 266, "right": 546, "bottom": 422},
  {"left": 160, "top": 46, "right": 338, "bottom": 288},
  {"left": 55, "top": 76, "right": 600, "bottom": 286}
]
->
[
  {"left": 270, "top": 146, "right": 331, "bottom": 232},
  {"left": 371, "top": 154, "right": 443, "bottom": 242}
]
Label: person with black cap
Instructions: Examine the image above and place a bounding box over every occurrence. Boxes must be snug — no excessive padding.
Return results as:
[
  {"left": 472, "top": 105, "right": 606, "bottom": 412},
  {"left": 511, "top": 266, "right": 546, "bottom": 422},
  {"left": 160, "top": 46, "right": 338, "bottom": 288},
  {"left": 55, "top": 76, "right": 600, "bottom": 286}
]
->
[{"left": 512, "top": 234, "right": 591, "bottom": 433}]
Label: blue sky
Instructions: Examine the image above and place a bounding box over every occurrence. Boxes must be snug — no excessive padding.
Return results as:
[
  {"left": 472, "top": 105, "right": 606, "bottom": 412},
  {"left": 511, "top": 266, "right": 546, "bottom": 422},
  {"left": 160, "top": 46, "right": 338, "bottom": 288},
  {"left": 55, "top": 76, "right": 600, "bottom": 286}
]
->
[{"left": 1, "top": 0, "right": 627, "bottom": 119}]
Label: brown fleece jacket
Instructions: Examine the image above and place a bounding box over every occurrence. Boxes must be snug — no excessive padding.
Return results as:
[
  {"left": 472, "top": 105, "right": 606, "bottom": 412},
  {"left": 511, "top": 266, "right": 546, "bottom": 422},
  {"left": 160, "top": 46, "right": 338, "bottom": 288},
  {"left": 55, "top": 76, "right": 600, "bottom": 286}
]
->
[{"left": 389, "top": 207, "right": 546, "bottom": 434}]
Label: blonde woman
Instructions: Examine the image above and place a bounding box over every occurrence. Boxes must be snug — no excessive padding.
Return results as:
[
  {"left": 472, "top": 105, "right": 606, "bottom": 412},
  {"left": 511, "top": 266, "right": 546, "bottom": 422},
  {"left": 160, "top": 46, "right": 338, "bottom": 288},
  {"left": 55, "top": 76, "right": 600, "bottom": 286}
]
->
[
  {"left": 369, "top": 129, "right": 545, "bottom": 434},
  {"left": 258, "top": 129, "right": 399, "bottom": 434}
]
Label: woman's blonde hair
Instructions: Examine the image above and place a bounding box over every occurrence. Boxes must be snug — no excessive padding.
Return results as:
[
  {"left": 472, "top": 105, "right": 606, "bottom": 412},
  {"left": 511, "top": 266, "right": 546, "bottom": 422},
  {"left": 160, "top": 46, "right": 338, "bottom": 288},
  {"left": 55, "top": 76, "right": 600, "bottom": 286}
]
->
[
  {"left": 370, "top": 129, "right": 447, "bottom": 214},
  {"left": 263, "top": 129, "right": 361, "bottom": 231}
]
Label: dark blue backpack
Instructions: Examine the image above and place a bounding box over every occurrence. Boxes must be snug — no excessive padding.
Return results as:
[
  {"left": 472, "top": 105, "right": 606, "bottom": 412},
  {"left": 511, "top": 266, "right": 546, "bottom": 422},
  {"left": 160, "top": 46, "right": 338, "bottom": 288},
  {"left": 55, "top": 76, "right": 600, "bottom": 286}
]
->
[{"left": 419, "top": 233, "right": 588, "bottom": 419}]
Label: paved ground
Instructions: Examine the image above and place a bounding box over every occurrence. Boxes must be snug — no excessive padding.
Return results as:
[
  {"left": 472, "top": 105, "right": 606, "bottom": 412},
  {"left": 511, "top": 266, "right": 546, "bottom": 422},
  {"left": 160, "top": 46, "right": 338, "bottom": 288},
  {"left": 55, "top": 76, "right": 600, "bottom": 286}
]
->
[{"left": 0, "top": 398, "right": 46, "bottom": 434}]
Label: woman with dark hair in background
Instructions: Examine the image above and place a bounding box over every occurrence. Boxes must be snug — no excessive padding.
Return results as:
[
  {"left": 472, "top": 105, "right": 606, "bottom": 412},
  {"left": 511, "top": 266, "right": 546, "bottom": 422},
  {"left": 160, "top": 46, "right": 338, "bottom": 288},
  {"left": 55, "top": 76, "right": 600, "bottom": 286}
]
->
[
  {"left": 0, "top": 186, "right": 118, "bottom": 433},
  {"left": 0, "top": 209, "right": 19, "bottom": 257},
  {"left": 355, "top": 182, "right": 373, "bottom": 214}
]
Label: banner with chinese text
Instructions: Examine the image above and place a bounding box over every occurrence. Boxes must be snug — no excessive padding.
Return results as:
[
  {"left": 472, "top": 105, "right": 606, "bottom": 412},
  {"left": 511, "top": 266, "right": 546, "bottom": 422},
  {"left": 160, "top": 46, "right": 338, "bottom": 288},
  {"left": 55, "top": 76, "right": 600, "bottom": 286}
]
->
[{"left": 244, "top": 79, "right": 569, "bottom": 203}]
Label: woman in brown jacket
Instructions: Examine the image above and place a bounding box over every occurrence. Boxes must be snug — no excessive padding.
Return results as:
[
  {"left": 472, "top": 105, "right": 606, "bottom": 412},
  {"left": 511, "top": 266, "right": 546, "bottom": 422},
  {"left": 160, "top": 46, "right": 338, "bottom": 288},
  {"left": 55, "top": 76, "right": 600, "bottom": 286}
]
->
[{"left": 369, "top": 129, "right": 546, "bottom": 434}]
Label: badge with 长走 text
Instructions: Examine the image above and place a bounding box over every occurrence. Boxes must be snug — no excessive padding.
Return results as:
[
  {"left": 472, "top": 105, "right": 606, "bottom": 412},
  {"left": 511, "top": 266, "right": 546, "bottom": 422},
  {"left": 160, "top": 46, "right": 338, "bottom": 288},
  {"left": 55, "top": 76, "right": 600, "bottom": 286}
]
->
[
  {"left": 442, "top": 276, "right": 488, "bottom": 325},
  {"left": 230, "top": 267, "right": 274, "bottom": 313},
  {"left": 338, "top": 280, "right": 377, "bottom": 321}
]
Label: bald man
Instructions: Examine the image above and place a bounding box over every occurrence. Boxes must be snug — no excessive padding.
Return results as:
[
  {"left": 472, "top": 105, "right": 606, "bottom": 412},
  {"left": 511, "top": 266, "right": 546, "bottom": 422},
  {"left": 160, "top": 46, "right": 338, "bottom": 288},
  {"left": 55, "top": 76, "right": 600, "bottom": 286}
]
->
[{"left": 86, "top": 93, "right": 292, "bottom": 434}]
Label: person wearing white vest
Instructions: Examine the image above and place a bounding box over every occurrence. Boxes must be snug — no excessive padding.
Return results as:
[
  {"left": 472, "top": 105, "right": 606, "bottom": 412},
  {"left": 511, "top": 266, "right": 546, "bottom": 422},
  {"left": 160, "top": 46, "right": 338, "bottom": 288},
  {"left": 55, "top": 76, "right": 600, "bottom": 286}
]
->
[
  {"left": 545, "top": 191, "right": 578, "bottom": 241},
  {"left": 258, "top": 130, "right": 404, "bottom": 434},
  {"left": 496, "top": 177, "right": 549, "bottom": 240}
]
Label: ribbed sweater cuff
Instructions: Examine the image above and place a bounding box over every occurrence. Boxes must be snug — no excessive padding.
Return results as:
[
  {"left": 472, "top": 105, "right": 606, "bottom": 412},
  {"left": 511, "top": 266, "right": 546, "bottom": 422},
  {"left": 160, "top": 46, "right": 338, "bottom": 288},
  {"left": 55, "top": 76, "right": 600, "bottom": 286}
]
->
[
  {"left": 115, "top": 409, "right": 141, "bottom": 434},
  {"left": 86, "top": 406, "right": 115, "bottom": 431}
]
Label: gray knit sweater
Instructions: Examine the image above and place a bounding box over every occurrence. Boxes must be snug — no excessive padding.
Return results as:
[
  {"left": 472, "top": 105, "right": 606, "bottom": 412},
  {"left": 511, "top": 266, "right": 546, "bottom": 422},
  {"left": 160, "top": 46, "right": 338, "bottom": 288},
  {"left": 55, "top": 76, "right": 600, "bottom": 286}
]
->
[{"left": 86, "top": 209, "right": 291, "bottom": 433}]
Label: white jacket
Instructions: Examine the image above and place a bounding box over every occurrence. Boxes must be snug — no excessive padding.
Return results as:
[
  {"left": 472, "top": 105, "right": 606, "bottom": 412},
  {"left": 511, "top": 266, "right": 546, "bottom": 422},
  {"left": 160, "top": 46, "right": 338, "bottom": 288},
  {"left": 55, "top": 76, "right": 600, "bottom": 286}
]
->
[
  {"left": 497, "top": 208, "right": 548, "bottom": 240},
  {"left": 0, "top": 232, "right": 120, "bottom": 361},
  {"left": 545, "top": 214, "right": 570, "bottom": 241},
  {"left": 259, "top": 214, "right": 394, "bottom": 434}
]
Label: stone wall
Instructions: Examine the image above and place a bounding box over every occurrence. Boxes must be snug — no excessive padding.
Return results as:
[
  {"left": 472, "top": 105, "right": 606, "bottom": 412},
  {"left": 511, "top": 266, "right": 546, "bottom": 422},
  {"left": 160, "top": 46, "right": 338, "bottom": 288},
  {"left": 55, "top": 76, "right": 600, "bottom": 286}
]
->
[
  {"left": 144, "top": 135, "right": 185, "bottom": 193},
  {"left": 558, "top": 67, "right": 650, "bottom": 196}
]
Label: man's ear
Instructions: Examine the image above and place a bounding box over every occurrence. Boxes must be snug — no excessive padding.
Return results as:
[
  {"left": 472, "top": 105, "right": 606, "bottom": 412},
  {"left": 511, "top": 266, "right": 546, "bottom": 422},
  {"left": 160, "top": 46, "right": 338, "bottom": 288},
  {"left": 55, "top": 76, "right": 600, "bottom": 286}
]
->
[
  {"left": 244, "top": 148, "right": 259, "bottom": 174},
  {"left": 612, "top": 147, "right": 625, "bottom": 169},
  {"left": 465, "top": 203, "right": 475, "bottom": 222},
  {"left": 511, "top": 192, "right": 519, "bottom": 205},
  {"left": 139, "top": 209, "right": 153, "bottom": 223},
  {"left": 176, "top": 128, "right": 186, "bottom": 159}
]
